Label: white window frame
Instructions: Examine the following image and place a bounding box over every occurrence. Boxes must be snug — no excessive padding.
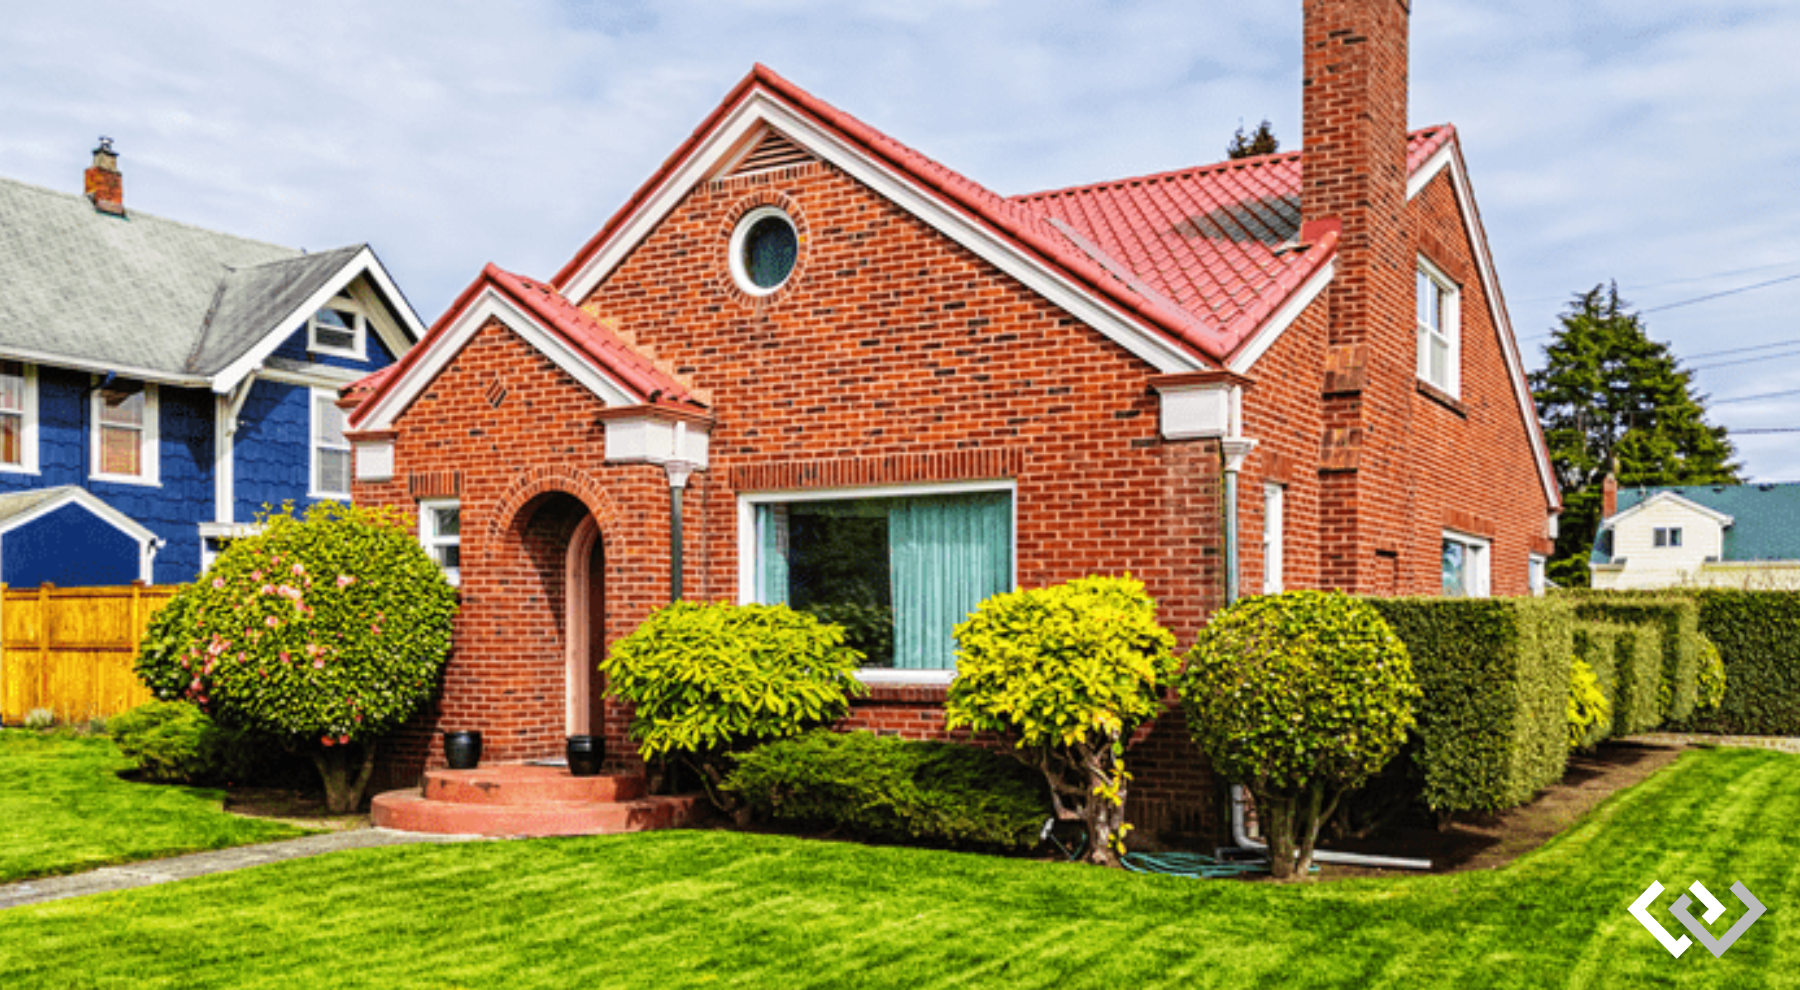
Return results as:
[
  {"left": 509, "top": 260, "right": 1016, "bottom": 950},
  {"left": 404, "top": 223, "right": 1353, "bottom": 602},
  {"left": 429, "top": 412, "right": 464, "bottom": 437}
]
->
[
  {"left": 0, "top": 361, "right": 40, "bottom": 474},
  {"left": 310, "top": 387, "right": 353, "bottom": 499},
  {"left": 1262, "top": 482, "right": 1284, "bottom": 595},
  {"left": 89, "top": 381, "right": 159, "bottom": 486},
  {"left": 1441, "top": 530, "right": 1491, "bottom": 599},
  {"left": 1528, "top": 553, "right": 1547, "bottom": 597},
  {"left": 307, "top": 298, "right": 368, "bottom": 360},
  {"left": 1416, "top": 256, "right": 1461, "bottom": 397},
  {"left": 419, "top": 498, "right": 461, "bottom": 586},
  {"left": 736, "top": 479, "right": 1017, "bottom": 685},
  {"left": 728, "top": 205, "right": 799, "bottom": 297},
  {"left": 1653, "top": 526, "right": 1684, "bottom": 549}
]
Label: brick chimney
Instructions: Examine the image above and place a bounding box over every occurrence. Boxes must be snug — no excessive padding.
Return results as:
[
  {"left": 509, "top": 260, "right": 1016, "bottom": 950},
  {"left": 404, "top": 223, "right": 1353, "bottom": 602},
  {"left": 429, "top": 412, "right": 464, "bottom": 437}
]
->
[
  {"left": 1301, "top": 0, "right": 1411, "bottom": 346},
  {"left": 84, "top": 137, "right": 124, "bottom": 216},
  {"left": 1601, "top": 472, "right": 1618, "bottom": 520}
]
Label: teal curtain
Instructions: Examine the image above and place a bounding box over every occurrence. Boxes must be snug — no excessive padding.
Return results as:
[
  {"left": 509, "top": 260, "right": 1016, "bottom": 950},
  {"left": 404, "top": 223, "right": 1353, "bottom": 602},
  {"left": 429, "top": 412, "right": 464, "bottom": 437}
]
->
[
  {"left": 756, "top": 504, "right": 789, "bottom": 605},
  {"left": 889, "top": 493, "right": 1011, "bottom": 670}
]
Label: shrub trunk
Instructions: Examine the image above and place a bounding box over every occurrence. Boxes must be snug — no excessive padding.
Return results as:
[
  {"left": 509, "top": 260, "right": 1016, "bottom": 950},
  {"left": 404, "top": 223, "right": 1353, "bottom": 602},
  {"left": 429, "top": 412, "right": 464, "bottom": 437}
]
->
[{"left": 310, "top": 743, "right": 378, "bottom": 813}]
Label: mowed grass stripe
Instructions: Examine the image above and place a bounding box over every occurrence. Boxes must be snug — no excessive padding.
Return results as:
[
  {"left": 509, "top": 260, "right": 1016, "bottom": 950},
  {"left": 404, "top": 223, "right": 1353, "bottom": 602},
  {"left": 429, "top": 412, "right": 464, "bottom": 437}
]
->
[
  {"left": 0, "top": 731, "right": 305, "bottom": 883},
  {"left": 3, "top": 748, "right": 1799, "bottom": 989}
]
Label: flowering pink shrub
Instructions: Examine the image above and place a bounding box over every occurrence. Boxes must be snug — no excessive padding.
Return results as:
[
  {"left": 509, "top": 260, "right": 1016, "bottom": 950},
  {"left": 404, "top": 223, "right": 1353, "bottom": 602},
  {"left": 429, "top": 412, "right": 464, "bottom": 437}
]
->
[{"left": 135, "top": 501, "right": 457, "bottom": 810}]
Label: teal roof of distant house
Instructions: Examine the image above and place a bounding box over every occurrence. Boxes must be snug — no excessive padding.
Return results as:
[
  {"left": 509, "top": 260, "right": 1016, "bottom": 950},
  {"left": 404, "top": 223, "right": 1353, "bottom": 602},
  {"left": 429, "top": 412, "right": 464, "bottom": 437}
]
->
[{"left": 1612, "top": 483, "right": 1800, "bottom": 562}]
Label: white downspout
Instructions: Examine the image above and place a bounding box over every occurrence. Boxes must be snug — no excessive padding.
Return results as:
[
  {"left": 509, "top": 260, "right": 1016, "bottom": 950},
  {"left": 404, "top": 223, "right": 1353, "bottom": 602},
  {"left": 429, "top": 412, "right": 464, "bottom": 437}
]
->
[{"left": 1230, "top": 784, "right": 1431, "bottom": 871}]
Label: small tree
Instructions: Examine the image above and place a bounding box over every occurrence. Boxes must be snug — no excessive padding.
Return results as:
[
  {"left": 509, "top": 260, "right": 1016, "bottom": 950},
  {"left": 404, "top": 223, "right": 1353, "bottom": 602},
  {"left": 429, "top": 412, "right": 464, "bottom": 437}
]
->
[
  {"left": 1227, "top": 119, "right": 1280, "bottom": 159},
  {"left": 136, "top": 502, "right": 457, "bottom": 812},
  {"left": 945, "top": 575, "right": 1177, "bottom": 867},
  {"left": 1178, "top": 591, "right": 1418, "bottom": 881},
  {"left": 600, "top": 601, "right": 867, "bottom": 811}
]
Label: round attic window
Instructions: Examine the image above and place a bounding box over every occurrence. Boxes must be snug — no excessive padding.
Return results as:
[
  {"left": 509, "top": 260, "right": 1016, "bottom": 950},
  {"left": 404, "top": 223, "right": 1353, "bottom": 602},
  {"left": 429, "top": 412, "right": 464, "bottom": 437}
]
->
[{"left": 730, "top": 206, "right": 798, "bottom": 295}]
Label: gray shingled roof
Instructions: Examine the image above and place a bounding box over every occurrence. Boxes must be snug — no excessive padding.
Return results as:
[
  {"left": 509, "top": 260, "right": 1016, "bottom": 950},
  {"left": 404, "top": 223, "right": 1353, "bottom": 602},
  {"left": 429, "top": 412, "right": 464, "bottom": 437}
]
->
[{"left": 0, "top": 176, "right": 366, "bottom": 380}]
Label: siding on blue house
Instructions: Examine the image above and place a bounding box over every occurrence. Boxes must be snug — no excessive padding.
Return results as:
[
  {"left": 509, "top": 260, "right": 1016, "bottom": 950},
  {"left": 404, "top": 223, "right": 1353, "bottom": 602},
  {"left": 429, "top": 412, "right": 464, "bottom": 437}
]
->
[
  {"left": 0, "top": 323, "right": 399, "bottom": 587},
  {"left": 1, "top": 503, "right": 141, "bottom": 586}
]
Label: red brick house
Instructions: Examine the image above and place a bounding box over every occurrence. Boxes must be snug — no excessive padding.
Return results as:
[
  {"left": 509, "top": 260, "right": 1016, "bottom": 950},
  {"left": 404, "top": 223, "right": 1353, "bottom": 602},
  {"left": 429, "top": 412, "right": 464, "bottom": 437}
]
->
[{"left": 348, "top": 0, "right": 1559, "bottom": 830}]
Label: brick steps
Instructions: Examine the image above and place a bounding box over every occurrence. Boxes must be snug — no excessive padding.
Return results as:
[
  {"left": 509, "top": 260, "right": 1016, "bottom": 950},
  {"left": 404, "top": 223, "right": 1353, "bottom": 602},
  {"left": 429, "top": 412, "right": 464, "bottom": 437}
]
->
[{"left": 370, "top": 765, "right": 705, "bottom": 838}]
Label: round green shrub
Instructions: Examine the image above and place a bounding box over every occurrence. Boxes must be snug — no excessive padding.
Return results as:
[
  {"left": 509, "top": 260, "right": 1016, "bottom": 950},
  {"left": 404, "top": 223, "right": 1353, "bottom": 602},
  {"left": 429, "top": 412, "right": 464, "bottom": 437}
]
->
[
  {"left": 135, "top": 502, "right": 457, "bottom": 810},
  {"left": 108, "top": 700, "right": 278, "bottom": 784},
  {"left": 601, "top": 602, "right": 867, "bottom": 802},
  {"left": 1178, "top": 590, "right": 1419, "bottom": 880},
  {"left": 946, "top": 574, "right": 1177, "bottom": 866}
]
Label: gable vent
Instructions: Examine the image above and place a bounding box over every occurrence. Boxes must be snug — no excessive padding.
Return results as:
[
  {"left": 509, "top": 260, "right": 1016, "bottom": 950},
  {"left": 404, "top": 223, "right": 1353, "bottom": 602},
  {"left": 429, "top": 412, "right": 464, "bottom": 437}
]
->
[{"left": 728, "top": 129, "right": 815, "bottom": 177}]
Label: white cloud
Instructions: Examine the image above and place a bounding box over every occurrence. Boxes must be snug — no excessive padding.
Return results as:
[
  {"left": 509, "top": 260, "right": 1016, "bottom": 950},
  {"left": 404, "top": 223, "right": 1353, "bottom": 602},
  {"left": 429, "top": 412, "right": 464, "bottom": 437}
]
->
[{"left": 3, "top": 0, "right": 1796, "bottom": 477}]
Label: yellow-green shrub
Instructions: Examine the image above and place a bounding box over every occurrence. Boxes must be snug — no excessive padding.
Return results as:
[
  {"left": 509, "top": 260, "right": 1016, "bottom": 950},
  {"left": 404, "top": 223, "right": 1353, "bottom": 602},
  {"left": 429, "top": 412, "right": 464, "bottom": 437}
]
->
[
  {"left": 946, "top": 575, "right": 1177, "bottom": 868},
  {"left": 1567, "top": 658, "right": 1610, "bottom": 749}
]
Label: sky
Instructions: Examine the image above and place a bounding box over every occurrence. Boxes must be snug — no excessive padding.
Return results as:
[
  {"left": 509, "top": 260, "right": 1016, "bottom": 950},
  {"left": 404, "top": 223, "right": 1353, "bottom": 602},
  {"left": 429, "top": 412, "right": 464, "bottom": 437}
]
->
[{"left": 2, "top": 1, "right": 1796, "bottom": 480}]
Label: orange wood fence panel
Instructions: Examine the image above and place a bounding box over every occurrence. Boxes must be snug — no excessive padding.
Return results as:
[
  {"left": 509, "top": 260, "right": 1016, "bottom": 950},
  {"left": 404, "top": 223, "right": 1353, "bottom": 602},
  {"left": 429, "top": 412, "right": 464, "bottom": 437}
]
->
[{"left": 0, "top": 584, "right": 181, "bottom": 724}]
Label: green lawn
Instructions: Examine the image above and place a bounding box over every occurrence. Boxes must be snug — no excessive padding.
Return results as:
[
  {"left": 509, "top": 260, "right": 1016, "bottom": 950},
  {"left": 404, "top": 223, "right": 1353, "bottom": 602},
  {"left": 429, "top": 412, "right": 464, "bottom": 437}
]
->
[
  {"left": 1, "top": 746, "right": 1795, "bottom": 988},
  {"left": 0, "top": 729, "right": 306, "bottom": 882}
]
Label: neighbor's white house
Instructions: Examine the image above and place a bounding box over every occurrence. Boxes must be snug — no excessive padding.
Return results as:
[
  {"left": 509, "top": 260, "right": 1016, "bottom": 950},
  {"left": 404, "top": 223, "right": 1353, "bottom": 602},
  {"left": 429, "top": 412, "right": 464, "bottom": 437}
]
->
[{"left": 1590, "top": 476, "right": 1800, "bottom": 590}]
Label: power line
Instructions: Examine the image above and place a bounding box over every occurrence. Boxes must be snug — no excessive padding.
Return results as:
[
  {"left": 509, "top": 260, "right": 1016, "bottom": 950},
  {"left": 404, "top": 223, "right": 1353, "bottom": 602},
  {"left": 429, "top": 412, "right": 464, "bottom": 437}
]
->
[
  {"left": 1689, "top": 348, "right": 1800, "bottom": 372},
  {"left": 1686, "top": 337, "right": 1800, "bottom": 362},
  {"left": 1731, "top": 428, "right": 1800, "bottom": 435},
  {"left": 1515, "top": 258, "right": 1800, "bottom": 304},
  {"left": 1640, "top": 271, "right": 1800, "bottom": 314},
  {"left": 1711, "top": 388, "right": 1800, "bottom": 405}
]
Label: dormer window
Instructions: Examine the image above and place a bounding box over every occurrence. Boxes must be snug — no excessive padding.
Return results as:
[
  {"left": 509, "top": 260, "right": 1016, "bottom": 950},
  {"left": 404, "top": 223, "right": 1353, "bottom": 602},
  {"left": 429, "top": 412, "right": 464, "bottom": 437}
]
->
[
  {"left": 1417, "top": 258, "right": 1460, "bottom": 396},
  {"left": 308, "top": 301, "right": 367, "bottom": 359}
]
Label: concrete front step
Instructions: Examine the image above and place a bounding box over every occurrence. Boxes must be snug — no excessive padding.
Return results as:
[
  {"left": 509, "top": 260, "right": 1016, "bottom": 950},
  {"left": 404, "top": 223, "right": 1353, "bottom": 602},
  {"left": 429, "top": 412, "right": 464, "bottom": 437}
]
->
[
  {"left": 420, "top": 766, "right": 647, "bottom": 806},
  {"left": 371, "top": 789, "right": 706, "bottom": 838}
]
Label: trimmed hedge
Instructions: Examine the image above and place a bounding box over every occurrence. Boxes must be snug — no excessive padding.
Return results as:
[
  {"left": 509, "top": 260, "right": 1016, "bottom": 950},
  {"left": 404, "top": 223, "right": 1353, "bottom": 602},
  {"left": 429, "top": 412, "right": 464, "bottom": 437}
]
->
[
  {"left": 1369, "top": 598, "right": 1572, "bottom": 815},
  {"left": 1570, "top": 597, "right": 1702, "bottom": 724},
  {"left": 1573, "top": 621, "right": 1663, "bottom": 737},
  {"left": 723, "top": 730, "right": 1050, "bottom": 849},
  {"left": 1684, "top": 590, "right": 1800, "bottom": 735}
]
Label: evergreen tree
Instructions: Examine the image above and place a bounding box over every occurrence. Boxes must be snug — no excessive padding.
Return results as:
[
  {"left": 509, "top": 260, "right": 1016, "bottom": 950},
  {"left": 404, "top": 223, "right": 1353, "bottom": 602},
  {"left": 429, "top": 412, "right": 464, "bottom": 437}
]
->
[
  {"left": 1227, "top": 119, "right": 1280, "bottom": 159},
  {"left": 1530, "top": 283, "right": 1740, "bottom": 586}
]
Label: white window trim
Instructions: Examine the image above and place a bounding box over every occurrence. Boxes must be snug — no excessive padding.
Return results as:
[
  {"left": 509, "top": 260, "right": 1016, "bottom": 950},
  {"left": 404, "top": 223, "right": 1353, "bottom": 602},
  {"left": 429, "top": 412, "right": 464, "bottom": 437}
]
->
[
  {"left": 419, "top": 498, "right": 461, "bottom": 587},
  {"left": 735, "top": 479, "right": 1018, "bottom": 685},
  {"left": 1442, "top": 529, "right": 1491, "bottom": 599},
  {"left": 307, "top": 298, "right": 369, "bottom": 360},
  {"left": 1653, "top": 526, "right": 1684, "bottom": 549},
  {"left": 1262, "top": 483, "right": 1284, "bottom": 595},
  {"left": 89, "top": 381, "right": 160, "bottom": 487},
  {"left": 1417, "top": 255, "right": 1462, "bottom": 397},
  {"left": 0, "top": 362, "right": 40, "bottom": 475},
  {"left": 309, "top": 387, "right": 352, "bottom": 499},
  {"left": 728, "top": 205, "right": 799, "bottom": 297}
]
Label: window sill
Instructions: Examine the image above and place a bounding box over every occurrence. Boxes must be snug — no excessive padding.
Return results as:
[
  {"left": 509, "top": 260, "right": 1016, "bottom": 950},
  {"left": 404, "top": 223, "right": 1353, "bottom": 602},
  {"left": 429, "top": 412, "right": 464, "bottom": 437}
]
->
[
  {"left": 856, "top": 668, "right": 955, "bottom": 687},
  {"left": 308, "top": 491, "right": 352, "bottom": 502},
  {"left": 0, "top": 463, "right": 39, "bottom": 476},
  {"left": 90, "top": 473, "right": 161, "bottom": 488},
  {"left": 1416, "top": 379, "right": 1468, "bottom": 417}
]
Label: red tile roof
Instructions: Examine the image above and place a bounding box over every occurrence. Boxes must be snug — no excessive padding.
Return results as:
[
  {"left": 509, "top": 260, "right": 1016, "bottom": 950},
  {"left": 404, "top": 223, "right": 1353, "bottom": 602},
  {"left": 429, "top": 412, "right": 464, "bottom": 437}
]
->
[
  {"left": 1017, "top": 128, "right": 1453, "bottom": 362},
  {"left": 347, "top": 263, "right": 697, "bottom": 428},
  {"left": 553, "top": 64, "right": 1461, "bottom": 367}
]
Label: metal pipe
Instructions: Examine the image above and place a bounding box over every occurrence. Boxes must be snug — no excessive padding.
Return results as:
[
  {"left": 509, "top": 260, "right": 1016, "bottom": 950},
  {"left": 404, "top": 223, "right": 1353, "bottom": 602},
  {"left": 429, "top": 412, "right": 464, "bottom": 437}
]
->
[
  {"left": 669, "top": 482, "right": 683, "bottom": 602},
  {"left": 1230, "top": 784, "right": 1432, "bottom": 871},
  {"left": 1223, "top": 467, "right": 1240, "bottom": 603}
]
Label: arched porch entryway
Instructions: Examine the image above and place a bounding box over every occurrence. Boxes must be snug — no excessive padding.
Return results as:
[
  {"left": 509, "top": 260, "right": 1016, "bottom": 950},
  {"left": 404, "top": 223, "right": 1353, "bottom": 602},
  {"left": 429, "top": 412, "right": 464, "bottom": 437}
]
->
[{"left": 510, "top": 491, "right": 608, "bottom": 758}]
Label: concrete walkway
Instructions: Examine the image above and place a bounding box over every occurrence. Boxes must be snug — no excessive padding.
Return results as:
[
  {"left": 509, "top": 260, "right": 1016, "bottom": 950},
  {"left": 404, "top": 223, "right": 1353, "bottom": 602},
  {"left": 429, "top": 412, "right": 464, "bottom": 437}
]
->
[{"left": 0, "top": 828, "right": 482, "bottom": 911}]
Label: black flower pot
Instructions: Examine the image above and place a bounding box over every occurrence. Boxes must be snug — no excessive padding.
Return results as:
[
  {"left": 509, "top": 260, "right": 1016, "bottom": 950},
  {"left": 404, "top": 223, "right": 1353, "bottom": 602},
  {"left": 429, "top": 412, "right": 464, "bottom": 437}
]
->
[
  {"left": 566, "top": 735, "right": 604, "bottom": 777},
  {"left": 443, "top": 731, "right": 482, "bottom": 770}
]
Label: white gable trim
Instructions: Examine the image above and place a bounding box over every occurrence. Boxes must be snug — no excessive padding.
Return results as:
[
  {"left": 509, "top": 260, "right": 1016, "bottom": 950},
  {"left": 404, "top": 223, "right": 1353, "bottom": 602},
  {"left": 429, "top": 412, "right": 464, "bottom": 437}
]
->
[
  {"left": 353, "top": 288, "right": 644, "bottom": 433},
  {"left": 1415, "top": 144, "right": 1561, "bottom": 509},
  {"left": 1407, "top": 142, "right": 1457, "bottom": 201},
  {"left": 0, "top": 487, "right": 159, "bottom": 582},
  {"left": 558, "top": 94, "right": 1208, "bottom": 375},
  {"left": 1602, "top": 491, "right": 1736, "bottom": 530},
  {"left": 1225, "top": 259, "right": 1336, "bottom": 375},
  {"left": 211, "top": 247, "right": 428, "bottom": 396}
]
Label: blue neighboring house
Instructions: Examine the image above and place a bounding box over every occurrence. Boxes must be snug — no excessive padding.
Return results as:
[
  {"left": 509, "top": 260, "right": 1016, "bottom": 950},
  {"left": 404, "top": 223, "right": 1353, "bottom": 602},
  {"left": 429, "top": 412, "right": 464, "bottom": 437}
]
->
[{"left": 0, "top": 141, "right": 423, "bottom": 586}]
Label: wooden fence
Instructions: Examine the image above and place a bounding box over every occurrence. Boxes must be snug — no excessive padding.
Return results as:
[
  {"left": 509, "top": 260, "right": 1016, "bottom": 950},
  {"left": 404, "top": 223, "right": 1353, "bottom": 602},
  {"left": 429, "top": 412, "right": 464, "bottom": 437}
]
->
[{"left": 0, "top": 584, "right": 179, "bottom": 725}]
